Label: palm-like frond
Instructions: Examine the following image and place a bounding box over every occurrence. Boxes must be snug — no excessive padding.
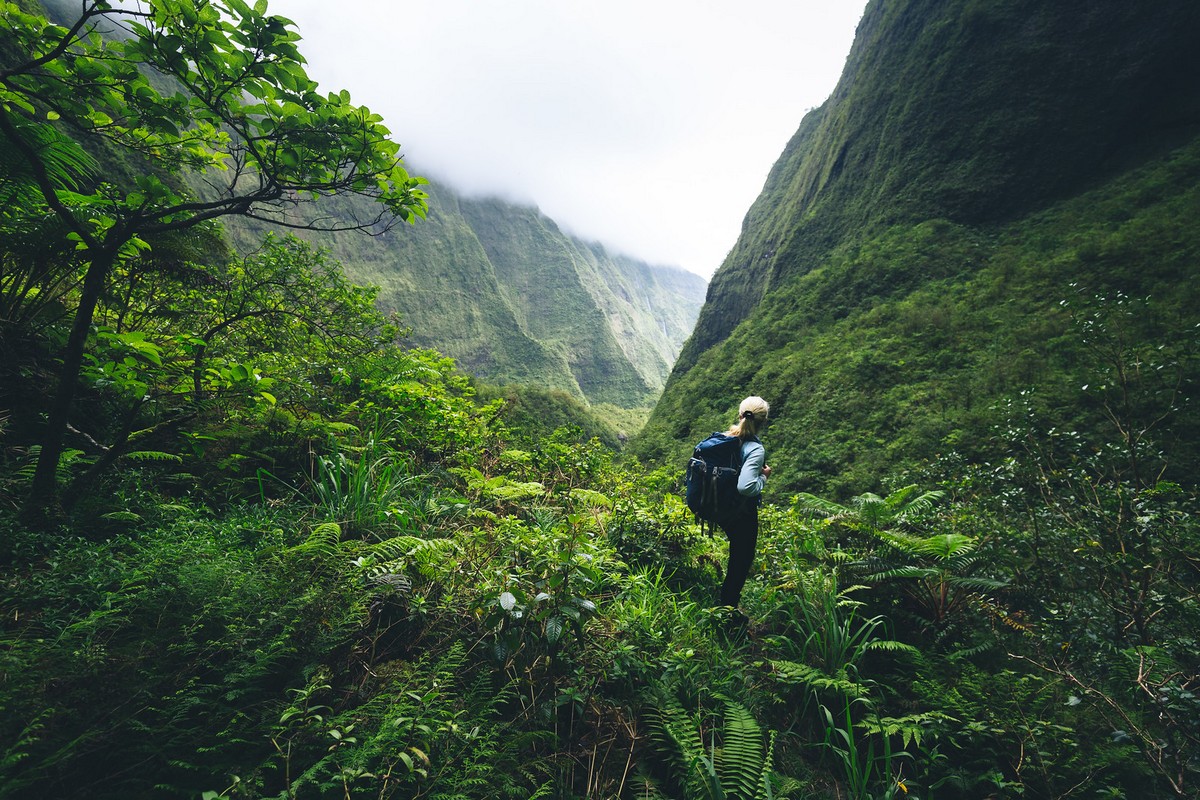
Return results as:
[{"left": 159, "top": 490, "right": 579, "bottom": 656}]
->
[
  {"left": 0, "top": 117, "right": 98, "bottom": 207},
  {"left": 881, "top": 485, "right": 946, "bottom": 522},
  {"left": 792, "top": 492, "right": 853, "bottom": 521},
  {"left": 794, "top": 485, "right": 945, "bottom": 535},
  {"left": 878, "top": 531, "right": 976, "bottom": 560}
]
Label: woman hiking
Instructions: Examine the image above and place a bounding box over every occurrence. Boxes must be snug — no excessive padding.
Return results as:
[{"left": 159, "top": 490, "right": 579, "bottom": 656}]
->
[{"left": 718, "top": 395, "right": 771, "bottom": 611}]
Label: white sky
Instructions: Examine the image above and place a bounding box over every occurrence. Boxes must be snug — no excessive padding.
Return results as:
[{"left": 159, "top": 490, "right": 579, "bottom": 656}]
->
[{"left": 265, "top": 1, "right": 868, "bottom": 278}]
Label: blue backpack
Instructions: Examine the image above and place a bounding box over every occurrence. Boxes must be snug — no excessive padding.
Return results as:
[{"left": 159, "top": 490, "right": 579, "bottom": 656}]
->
[{"left": 685, "top": 432, "right": 755, "bottom": 531}]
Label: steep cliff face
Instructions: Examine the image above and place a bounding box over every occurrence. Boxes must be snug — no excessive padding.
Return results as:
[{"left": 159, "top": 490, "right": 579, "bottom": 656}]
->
[
  {"left": 233, "top": 180, "right": 706, "bottom": 409},
  {"left": 460, "top": 197, "right": 705, "bottom": 403},
  {"left": 640, "top": 0, "right": 1200, "bottom": 494},
  {"left": 460, "top": 198, "right": 655, "bottom": 407},
  {"left": 677, "top": 0, "right": 1200, "bottom": 372}
]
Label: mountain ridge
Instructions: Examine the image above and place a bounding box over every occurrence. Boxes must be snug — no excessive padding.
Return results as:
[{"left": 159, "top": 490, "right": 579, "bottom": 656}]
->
[
  {"left": 638, "top": 0, "right": 1200, "bottom": 495},
  {"left": 228, "top": 177, "right": 707, "bottom": 410}
]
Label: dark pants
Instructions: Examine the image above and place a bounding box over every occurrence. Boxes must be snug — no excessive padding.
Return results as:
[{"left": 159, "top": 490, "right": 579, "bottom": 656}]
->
[{"left": 718, "top": 510, "right": 758, "bottom": 607}]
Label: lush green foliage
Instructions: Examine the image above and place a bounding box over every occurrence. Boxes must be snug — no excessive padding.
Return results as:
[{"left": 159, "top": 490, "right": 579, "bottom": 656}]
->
[
  {"left": 3, "top": 1, "right": 1199, "bottom": 799},
  {"left": 3, "top": 200, "right": 1196, "bottom": 797},
  {"left": 5, "top": 351, "right": 1196, "bottom": 798},
  {"left": 0, "top": 0, "right": 428, "bottom": 518}
]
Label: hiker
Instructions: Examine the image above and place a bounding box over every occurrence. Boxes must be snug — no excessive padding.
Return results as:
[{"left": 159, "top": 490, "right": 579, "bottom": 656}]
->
[{"left": 718, "top": 395, "right": 771, "bottom": 608}]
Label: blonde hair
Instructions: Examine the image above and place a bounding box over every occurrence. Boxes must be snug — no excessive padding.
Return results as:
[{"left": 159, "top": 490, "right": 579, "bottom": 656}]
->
[{"left": 726, "top": 395, "right": 770, "bottom": 440}]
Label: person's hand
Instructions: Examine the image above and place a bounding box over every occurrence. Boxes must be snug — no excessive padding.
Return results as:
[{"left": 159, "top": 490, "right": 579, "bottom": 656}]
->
[{"left": 762, "top": 464, "right": 772, "bottom": 477}]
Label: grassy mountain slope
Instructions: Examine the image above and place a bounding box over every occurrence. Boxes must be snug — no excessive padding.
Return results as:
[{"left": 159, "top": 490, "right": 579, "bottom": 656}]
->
[
  {"left": 459, "top": 198, "right": 656, "bottom": 407},
  {"left": 636, "top": 0, "right": 1200, "bottom": 496},
  {"left": 293, "top": 185, "right": 577, "bottom": 392},
  {"left": 573, "top": 248, "right": 706, "bottom": 394},
  {"left": 229, "top": 181, "right": 705, "bottom": 410}
]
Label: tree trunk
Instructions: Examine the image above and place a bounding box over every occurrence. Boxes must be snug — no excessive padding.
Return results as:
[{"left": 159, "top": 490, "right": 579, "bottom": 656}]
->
[{"left": 21, "top": 245, "right": 119, "bottom": 526}]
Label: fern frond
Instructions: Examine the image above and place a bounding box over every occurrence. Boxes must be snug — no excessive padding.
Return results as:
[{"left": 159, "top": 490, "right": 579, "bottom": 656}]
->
[
  {"left": 951, "top": 575, "right": 1010, "bottom": 592},
  {"left": 864, "top": 566, "right": 939, "bottom": 583},
  {"left": 913, "top": 532, "right": 975, "bottom": 558},
  {"left": 100, "top": 510, "right": 142, "bottom": 523},
  {"left": 568, "top": 488, "right": 612, "bottom": 509},
  {"left": 858, "top": 711, "right": 956, "bottom": 748},
  {"left": 646, "top": 692, "right": 708, "bottom": 792},
  {"left": 286, "top": 521, "right": 344, "bottom": 557},
  {"left": 769, "top": 660, "right": 870, "bottom": 699},
  {"left": 876, "top": 530, "right": 975, "bottom": 560},
  {"left": 947, "top": 639, "right": 1000, "bottom": 661},
  {"left": 368, "top": 534, "right": 431, "bottom": 561},
  {"left": 886, "top": 485, "right": 946, "bottom": 520},
  {"left": 367, "top": 535, "right": 456, "bottom": 579},
  {"left": 863, "top": 640, "right": 920, "bottom": 655},
  {"left": 0, "top": 116, "right": 98, "bottom": 203},
  {"left": 121, "top": 450, "right": 184, "bottom": 464},
  {"left": 719, "top": 700, "right": 767, "bottom": 800},
  {"left": 792, "top": 492, "right": 853, "bottom": 520}
]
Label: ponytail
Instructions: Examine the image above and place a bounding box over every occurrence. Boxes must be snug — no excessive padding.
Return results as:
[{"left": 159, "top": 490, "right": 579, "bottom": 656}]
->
[{"left": 726, "top": 396, "right": 769, "bottom": 440}]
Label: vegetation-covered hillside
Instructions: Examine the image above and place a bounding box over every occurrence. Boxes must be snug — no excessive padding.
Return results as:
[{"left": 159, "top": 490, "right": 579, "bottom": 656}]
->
[
  {"left": 227, "top": 180, "right": 706, "bottom": 413},
  {"left": 635, "top": 0, "right": 1200, "bottom": 499},
  {"left": 2, "top": 2, "right": 1197, "bottom": 799},
  {"left": 461, "top": 195, "right": 704, "bottom": 407}
]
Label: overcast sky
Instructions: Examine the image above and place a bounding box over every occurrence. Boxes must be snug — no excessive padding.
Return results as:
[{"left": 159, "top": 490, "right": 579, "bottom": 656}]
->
[{"left": 265, "top": 1, "right": 869, "bottom": 278}]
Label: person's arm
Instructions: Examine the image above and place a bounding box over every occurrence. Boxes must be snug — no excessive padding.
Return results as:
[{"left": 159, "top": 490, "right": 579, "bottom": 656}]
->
[{"left": 738, "top": 441, "right": 768, "bottom": 496}]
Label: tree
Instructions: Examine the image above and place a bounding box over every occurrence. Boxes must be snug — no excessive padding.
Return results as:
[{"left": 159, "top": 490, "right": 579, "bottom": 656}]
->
[
  {"left": 0, "top": 0, "right": 427, "bottom": 521},
  {"left": 63, "top": 234, "right": 394, "bottom": 504}
]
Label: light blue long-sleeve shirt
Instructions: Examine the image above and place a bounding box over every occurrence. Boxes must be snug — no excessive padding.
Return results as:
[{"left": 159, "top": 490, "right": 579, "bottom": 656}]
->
[{"left": 737, "top": 439, "right": 767, "bottom": 497}]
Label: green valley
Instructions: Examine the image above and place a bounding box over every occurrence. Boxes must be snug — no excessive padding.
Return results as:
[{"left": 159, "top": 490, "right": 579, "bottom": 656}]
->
[{"left": 2, "top": 1, "right": 1198, "bottom": 799}]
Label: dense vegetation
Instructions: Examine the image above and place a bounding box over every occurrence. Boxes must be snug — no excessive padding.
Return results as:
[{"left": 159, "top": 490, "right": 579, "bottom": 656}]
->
[
  {"left": 3, "top": 229, "right": 1197, "bottom": 797},
  {"left": 635, "top": 140, "right": 1200, "bottom": 498},
  {"left": 2, "top": 1, "right": 1198, "bottom": 799}
]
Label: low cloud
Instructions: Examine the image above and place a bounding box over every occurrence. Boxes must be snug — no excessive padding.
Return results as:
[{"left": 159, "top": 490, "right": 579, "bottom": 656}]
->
[{"left": 268, "top": 0, "right": 867, "bottom": 277}]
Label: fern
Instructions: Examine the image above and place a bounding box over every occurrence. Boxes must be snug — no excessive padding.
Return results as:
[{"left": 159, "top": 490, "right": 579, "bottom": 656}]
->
[
  {"left": 863, "top": 639, "right": 920, "bottom": 656},
  {"left": 718, "top": 702, "right": 774, "bottom": 800},
  {"left": 769, "top": 659, "right": 870, "bottom": 700},
  {"left": 648, "top": 694, "right": 787, "bottom": 800},
  {"left": 13, "top": 446, "right": 87, "bottom": 485},
  {"left": 365, "top": 535, "right": 457, "bottom": 581},
  {"left": 286, "top": 521, "right": 345, "bottom": 558},
  {"left": 568, "top": 488, "right": 612, "bottom": 509},
  {"left": 100, "top": 510, "right": 142, "bottom": 523},
  {"left": 121, "top": 450, "right": 184, "bottom": 464},
  {"left": 859, "top": 711, "right": 956, "bottom": 749},
  {"left": 0, "top": 116, "right": 98, "bottom": 205}
]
